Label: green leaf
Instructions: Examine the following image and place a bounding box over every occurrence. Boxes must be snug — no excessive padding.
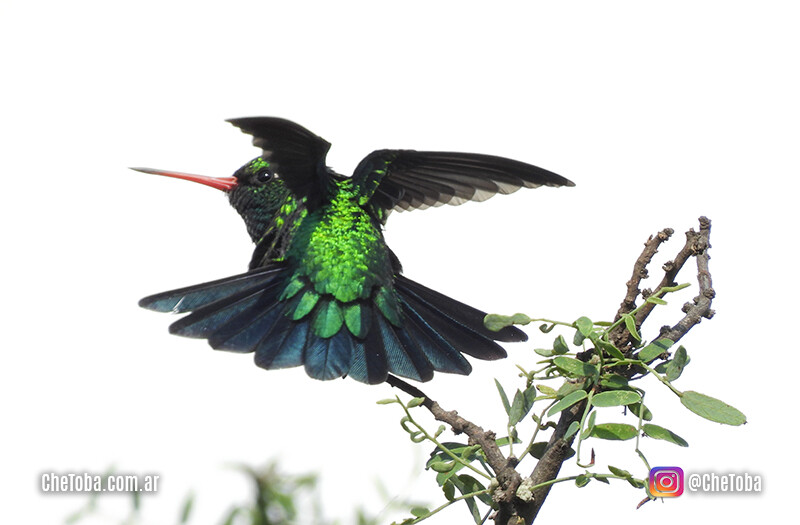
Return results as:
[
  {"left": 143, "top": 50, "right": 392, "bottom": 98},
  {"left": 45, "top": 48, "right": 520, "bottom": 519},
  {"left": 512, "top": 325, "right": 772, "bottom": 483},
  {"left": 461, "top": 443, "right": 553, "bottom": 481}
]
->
[
  {"left": 428, "top": 443, "right": 482, "bottom": 486},
  {"left": 484, "top": 313, "right": 531, "bottom": 331},
  {"left": 591, "top": 390, "right": 642, "bottom": 407},
  {"left": 376, "top": 398, "right": 397, "bottom": 405},
  {"left": 666, "top": 346, "right": 688, "bottom": 381},
  {"left": 553, "top": 335, "right": 570, "bottom": 355},
  {"left": 443, "top": 479, "right": 456, "bottom": 501},
  {"left": 565, "top": 420, "right": 581, "bottom": 439},
  {"left": 553, "top": 356, "right": 597, "bottom": 378},
  {"left": 407, "top": 397, "right": 425, "bottom": 408},
  {"left": 495, "top": 435, "right": 522, "bottom": 447},
  {"left": 484, "top": 314, "right": 513, "bottom": 331},
  {"left": 556, "top": 380, "right": 586, "bottom": 399},
  {"left": 451, "top": 475, "right": 489, "bottom": 522},
  {"left": 547, "top": 390, "right": 587, "bottom": 416},
  {"left": 536, "top": 384, "right": 557, "bottom": 396},
  {"left": 608, "top": 465, "right": 633, "bottom": 479},
  {"left": 596, "top": 339, "right": 625, "bottom": 360},
  {"left": 642, "top": 423, "right": 689, "bottom": 447},
  {"left": 530, "top": 442, "right": 575, "bottom": 461},
  {"left": 590, "top": 423, "right": 638, "bottom": 441},
  {"left": 623, "top": 315, "right": 641, "bottom": 341},
  {"left": 627, "top": 402, "right": 653, "bottom": 421},
  {"left": 529, "top": 442, "right": 548, "bottom": 459},
  {"left": 628, "top": 478, "right": 646, "bottom": 489},
  {"left": 454, "top": 475, "right": 492, "bottom": 506},
  {"left": 495, "top": 379, "right": 511, "bottom": 415},
  {"left": 638, "top": 338, "right": 674, "bottom": 363},
  {"left": 575, "top": 316, "right": 593, "bottom": 336},
  {"left": 680, "top": 391, "right": 747, "bottom": 425},
  {"left": 645, "top": 296, "right": 668, "bottom": 305},
  {"left": 436, "top": 463, "right": 466, "bottom": 486},
  {"left": 410, "top": 507, "right": 431, "bottom": 518},
  {"left": 511, "top": 313, "right": 532, "bottom": 325},
  {"left": 428, "top": 443, "right": 479, "bottom": 466},
  {"left": 509, "top": 385, "right": 538, "bottom": 425},
  {"left": 573, "top": 317, "right": 593, "bottom": 345},
  {"left": 662, "top": 282, "right": 691, "bottom": 293},
  {"left": 575, "top": 474, "right": 590, "bottom": 487},
  {"left": 599, "top": 374, "right": 628, "bottom": 389},
  {"left": 430, "top": 461, "right": 456, "bottom": 473}
]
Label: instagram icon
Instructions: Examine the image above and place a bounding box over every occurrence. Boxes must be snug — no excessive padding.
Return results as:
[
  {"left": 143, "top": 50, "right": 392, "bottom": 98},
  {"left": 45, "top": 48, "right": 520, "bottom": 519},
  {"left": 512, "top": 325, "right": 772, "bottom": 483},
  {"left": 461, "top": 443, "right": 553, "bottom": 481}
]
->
[{"left": 649, "top": 467, "right": 684, "bottom": 497}]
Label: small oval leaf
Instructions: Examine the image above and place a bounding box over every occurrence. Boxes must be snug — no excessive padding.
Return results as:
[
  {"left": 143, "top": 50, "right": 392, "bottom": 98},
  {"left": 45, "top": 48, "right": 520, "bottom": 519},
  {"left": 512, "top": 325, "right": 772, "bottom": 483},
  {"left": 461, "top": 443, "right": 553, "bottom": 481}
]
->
[
  {"left": 623, "top": 315, "right": 641, "bottom": 341},
  {"left": 642, "top": 423, "right": 689, "bottom": 447},
  {"left": 599, "top": 374, "right": 628, "bottom": 389},
  {"left": 565, "top": 420, "right": 581, "bottom": 439},
  {"left": 596, "top": 339, "right": 625, "bottom": 360},
  {"left": 537, "top": 384, "right": 557, "bottom": 396},
  {"left": 666, "top": 345, "right": 688, "bottom": 381},
  {"left": 681, "top": 391, "right": 747, "bottom": 425},
  {"left": 608, "top": 465, "right": 632, "bottom": 479},
  {"left": 553, "top": 356, "right": 597, "bottom": 378},
  {"left": 547, "top": 389, "right": 588, "bottom": 416},
  {"left": 407, "top": 397, "right": 425, "bottom": 408},
  {"left": 589, "top": 423, "right": 638, "bottom": 441},
  {"left": 553, "top": 335, "right": 570, "bottom": 355},
  {"left": 495, "top": 379, "right": 511, "bottom": 414},
  {"left": 627, "top": 401, "right": 653, "bottom": 421},
  {"left": 638, "top": 338, "right": 674, "bottom": 363},
  {"left": 591, "top": 390, "right": 642, "bottom": 407},
  {"left": 575, "top": 316, "right": 593, "bottom": 336},
  {"left": 484, "top": 314, "right": 513, "bottom": 331},
  {"left": 430, "top": 461, "right": 456, "bottom": 473}
]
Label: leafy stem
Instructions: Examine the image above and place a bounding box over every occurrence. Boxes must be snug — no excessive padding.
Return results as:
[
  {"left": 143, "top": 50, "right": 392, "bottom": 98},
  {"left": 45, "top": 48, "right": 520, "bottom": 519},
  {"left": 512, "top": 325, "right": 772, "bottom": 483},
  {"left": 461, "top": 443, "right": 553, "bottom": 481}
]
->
[{"left": 396, "top": 396, "right": 492, "bottom": 481}]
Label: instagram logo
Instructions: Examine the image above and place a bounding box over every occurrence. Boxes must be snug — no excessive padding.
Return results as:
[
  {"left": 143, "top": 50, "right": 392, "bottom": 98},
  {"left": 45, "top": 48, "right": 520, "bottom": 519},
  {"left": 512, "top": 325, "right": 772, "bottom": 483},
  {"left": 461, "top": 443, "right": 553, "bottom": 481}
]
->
[{"left": 649, "top": 467, "right": 684, "bottom": 497}]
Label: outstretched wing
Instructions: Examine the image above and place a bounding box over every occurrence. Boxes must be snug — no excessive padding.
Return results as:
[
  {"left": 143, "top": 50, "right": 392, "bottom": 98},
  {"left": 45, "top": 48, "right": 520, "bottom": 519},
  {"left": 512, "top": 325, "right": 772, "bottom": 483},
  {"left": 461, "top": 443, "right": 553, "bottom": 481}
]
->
[
  {"left": 352, "top": 150, "right": 574, "bottom": 216},
  {"left": 227, "top": 117, "right": 333, "bottom": 205}
]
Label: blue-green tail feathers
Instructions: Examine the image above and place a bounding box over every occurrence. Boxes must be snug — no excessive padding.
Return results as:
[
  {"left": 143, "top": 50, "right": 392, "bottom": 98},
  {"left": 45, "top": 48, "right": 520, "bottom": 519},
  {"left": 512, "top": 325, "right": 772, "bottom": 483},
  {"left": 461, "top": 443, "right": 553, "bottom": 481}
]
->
[{"left": 139, "top": 268, "right": 526, "bottom": 384}]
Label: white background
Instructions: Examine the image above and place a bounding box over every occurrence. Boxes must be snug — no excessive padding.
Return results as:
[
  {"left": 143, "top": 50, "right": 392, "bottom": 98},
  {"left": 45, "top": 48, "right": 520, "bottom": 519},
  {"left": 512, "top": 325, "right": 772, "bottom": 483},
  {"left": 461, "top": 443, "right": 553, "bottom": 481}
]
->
[{"left": 2, "top": 1, "right": 795, "bottom": 523}]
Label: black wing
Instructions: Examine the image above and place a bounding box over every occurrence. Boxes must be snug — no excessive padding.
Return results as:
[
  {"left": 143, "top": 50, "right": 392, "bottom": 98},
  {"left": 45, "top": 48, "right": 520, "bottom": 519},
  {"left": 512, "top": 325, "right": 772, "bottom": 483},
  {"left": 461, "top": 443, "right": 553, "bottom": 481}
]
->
[
  {"left": 227, "top": 117, "right": 332, "bottom": 205},
  {"left": 352, "top": 150, "right": 574, "bottom": 215}
]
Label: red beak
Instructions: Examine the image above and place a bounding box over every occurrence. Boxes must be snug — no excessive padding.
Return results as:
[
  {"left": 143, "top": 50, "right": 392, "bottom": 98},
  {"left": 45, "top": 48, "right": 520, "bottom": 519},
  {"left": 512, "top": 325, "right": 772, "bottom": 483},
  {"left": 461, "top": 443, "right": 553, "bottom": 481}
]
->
[{"left": 130, "top": 167, "right": 238, "bottom": 191}]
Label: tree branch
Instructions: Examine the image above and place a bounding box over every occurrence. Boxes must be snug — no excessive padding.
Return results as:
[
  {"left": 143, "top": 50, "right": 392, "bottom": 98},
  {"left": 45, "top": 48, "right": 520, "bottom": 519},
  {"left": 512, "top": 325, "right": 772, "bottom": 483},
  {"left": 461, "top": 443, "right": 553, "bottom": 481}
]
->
[
  {"left": 386, "top": 374, "right": 524, "bottom": 515},
  {"left": 386, "top": 217, "right": 715, "bottom": 524}
]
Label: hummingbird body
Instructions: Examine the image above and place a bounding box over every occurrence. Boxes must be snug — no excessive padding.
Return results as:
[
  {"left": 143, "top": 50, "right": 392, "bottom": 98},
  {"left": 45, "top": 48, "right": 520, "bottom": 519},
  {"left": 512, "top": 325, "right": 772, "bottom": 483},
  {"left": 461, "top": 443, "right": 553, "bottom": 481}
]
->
[{"left": 136, "top": 118, "right": 574, "bottom": 384}]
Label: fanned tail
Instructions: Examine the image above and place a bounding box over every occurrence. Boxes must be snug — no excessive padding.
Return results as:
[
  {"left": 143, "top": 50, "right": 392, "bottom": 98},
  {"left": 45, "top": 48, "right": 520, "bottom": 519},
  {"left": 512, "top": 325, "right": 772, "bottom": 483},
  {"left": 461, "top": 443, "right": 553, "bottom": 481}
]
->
[{"left": 140, "top": 268, "right": 525, "bottom": 384}]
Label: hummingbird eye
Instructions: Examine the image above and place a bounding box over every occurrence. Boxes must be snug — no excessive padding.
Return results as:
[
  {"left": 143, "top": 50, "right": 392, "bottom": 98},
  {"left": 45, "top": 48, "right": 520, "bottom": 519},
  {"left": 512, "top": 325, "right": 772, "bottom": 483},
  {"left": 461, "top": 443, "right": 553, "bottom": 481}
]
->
[{"left": 256, "top": 170, "right": 274, "bottom": 183}]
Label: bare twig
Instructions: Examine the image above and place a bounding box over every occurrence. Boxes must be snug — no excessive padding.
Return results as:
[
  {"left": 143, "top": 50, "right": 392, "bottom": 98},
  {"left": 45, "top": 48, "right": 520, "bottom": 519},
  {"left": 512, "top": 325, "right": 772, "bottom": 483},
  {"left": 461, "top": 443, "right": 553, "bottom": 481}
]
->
[
  {"left": 658, "top": 217, "right": 714, "bottom": 344},
  {"left": 614, "top": 227, "right": 674, "bottom": 321}
]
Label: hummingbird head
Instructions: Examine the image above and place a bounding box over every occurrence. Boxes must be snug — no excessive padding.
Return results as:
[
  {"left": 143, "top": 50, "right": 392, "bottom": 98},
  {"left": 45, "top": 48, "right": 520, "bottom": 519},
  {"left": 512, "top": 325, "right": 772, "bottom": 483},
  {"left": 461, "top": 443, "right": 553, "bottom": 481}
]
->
[
  {"left": 131, "top": 155, "right": 292, "bottom": 243},
  {"left": 228, "top": 156, "right": 293, "bottom": 242}
]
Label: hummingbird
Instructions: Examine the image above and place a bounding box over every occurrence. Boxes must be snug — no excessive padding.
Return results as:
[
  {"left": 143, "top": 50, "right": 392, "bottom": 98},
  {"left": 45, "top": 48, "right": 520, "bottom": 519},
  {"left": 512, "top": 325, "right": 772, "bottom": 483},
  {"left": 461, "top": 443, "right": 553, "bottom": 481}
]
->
[{"left": 135, "top": 117, "right": 573, "bottom": 384}]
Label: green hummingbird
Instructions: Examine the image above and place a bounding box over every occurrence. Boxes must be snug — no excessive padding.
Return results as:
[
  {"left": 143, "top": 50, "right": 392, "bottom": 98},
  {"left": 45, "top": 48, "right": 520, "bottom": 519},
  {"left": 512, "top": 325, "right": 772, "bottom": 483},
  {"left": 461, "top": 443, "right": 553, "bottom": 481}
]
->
[{"left": 134, "top": 117, "right": 573, "bottom": 384}]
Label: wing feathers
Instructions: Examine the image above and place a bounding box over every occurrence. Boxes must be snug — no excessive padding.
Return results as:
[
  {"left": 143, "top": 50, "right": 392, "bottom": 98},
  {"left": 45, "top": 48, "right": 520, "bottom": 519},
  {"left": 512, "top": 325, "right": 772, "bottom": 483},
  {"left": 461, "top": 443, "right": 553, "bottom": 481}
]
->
[{"left": 353, "top": 150, "right": 573, "bottom": 214}]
